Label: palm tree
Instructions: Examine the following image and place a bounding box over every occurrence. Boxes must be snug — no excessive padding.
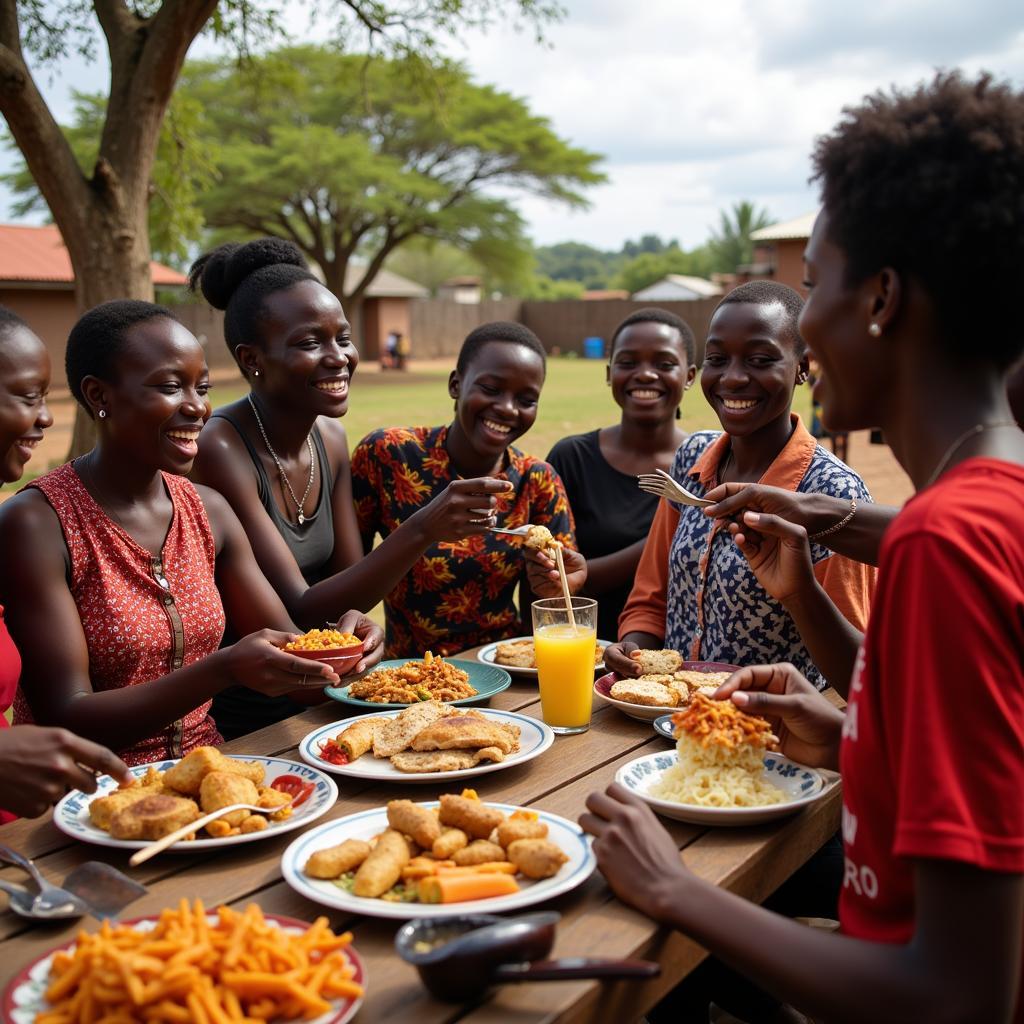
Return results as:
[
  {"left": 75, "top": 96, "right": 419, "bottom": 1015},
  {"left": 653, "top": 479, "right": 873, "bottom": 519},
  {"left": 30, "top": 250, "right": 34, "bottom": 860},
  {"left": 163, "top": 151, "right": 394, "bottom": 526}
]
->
[{"left": 708, "top": 200, "right": 774, "bottom": 272}]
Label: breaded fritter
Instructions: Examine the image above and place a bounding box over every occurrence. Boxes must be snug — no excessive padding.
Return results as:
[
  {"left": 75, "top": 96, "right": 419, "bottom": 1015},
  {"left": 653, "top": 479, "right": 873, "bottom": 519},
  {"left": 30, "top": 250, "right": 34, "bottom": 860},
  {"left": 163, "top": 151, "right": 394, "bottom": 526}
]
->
[
  {"left": 199, "top": 771, "right": 259, "bottom": 826},
  {"left": 410, "top": 714, "right": 520, "bottom": 755},
  {"left": 107, "top": 794, "right": 199, "bottom": 840},
  {"left": 506, "top": 838, "right": 569, "bottom": 879}
]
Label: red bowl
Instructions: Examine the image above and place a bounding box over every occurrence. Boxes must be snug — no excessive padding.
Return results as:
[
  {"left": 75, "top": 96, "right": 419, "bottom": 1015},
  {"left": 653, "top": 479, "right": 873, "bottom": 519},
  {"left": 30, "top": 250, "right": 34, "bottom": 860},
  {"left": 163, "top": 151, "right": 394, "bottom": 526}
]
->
[{"left": 288, "top": 639, "right": 365, "bottom": 675}]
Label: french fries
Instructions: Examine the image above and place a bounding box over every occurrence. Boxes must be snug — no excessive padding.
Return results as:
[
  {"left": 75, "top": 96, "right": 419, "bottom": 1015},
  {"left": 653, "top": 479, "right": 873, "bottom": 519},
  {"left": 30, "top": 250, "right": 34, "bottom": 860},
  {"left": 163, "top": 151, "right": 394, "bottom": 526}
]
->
[{"left": 35, "top": 899, "right": 362, "bottom": 1024}]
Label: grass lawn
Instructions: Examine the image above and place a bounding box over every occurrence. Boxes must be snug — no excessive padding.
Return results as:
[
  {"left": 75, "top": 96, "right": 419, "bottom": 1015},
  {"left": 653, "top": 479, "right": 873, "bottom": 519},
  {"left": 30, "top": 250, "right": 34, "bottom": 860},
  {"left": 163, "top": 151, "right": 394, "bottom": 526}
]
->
[{"left": 211, "top": 357, "right": 813, "bottom": 458}]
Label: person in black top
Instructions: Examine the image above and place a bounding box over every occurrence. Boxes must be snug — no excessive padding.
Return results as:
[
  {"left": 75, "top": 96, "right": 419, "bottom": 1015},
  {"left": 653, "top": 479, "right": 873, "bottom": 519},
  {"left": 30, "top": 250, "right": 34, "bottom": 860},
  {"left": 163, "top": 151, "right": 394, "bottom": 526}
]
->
[{"left": 547, "top": 309, "right": 696, "bottom": 641}]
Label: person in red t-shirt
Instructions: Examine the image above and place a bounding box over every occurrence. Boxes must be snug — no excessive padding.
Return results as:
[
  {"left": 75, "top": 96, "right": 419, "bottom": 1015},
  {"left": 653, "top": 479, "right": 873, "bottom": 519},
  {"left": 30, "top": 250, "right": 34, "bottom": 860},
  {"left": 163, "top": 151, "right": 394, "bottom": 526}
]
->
[
  {"left": 579, "top": 72, "right": 1024, "bottom": 1024},
  {"left": 0, "top": 307, "right": 132, "bottom": 820}
]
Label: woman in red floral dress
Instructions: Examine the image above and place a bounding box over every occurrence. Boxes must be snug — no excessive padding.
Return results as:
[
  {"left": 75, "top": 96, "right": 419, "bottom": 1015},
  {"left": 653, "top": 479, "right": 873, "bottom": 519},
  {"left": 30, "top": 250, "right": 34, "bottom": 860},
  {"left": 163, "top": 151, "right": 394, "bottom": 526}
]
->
[{"left": 0, "top": 301, "right": 382, "bottom": 766}]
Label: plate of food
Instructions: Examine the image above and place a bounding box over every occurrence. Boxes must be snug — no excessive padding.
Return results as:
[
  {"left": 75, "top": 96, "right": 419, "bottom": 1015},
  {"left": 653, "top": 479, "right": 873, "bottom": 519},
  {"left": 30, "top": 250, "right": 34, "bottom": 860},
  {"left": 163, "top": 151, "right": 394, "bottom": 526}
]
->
[
  {"left": 594, "top": 649, "right": 741, "bottom": 722},
  {"left": 3, "top": 900, "right": 364, "bottom": 1024},
  {"left": 300, "top": 702, "right": 554, "bottom": 782},
  {"left": 477, "top": 635, "right": 612, "bottom": 678},
  {"left": 53, "top": 747, "right": 337, "bottom": 851},
  {"left": 281, "top": 791, "right": 596, "bottom": 920},
  {"left": 325, "top": 652, "right": 511, "bottom": 709},
  {"left": 615, "top": 694, "right": 828, "bottom": 825}
]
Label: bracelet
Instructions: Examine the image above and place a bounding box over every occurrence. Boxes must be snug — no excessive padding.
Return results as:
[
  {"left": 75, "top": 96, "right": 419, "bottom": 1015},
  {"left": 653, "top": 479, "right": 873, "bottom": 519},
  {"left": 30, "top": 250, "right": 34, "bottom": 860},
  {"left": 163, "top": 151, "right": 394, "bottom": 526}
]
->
[{"left": 808, "top": 497, "right": 857, "bottom": 542}]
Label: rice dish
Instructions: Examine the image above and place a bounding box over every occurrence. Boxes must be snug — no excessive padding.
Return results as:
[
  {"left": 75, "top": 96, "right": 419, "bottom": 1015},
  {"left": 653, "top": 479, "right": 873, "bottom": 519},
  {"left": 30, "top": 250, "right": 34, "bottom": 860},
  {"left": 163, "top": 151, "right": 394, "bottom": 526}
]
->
[{"left": 650, "top": 693, "right": 785, "bottom": 808}]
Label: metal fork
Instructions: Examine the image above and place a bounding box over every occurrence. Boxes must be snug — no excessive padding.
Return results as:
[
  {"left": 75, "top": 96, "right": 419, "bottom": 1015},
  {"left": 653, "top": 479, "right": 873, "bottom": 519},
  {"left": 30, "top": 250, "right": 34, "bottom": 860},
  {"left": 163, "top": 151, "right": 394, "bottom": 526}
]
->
[
  {"left": 637, "top": 469, "right": 715, "bottom": 508},
  {"left": 0, "top": 844, "right": 92, "bottom": 918},
  {"left": 487, "top": 524, "right": 534, "bottom": 537}
]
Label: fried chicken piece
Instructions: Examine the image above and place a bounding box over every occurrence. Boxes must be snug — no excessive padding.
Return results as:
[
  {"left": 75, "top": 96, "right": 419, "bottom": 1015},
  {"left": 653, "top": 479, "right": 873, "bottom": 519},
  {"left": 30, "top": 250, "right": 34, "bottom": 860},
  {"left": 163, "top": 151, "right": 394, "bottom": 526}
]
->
[
  {"left": 199, "top": 771, "right": 259, "bottom": 827},
  {"left": 256, "top": 786, "right": 294, "bottom": 822},
  {"left": 506, "top": 838, "right": 569, "bottom": 879},
  {"left": 452, "top": 839, "right": 506, "bottom": 865},
  {"left": 89, "top": 778, "right": 167, "bottom": 831},
  {"left": 353, "top": 830, "right": 410, "bottom": 898},
  {"left": 410, "top": 714, "right": 520, "bottom": 755},
  {"left": 524, "top": 525, "right": 560, "bottom": 551},
  {"left": 438, "top": 794, "right": 505, "bottom": 839},
  {"left": 239, "top": 815, "right": 268, "bottom": 834},
  {"left": 432, "top": 828, "right": 469, "bottom": 859},
  {"left": 161, "top": 747, "right": 264, "bottom": 795},
  {"left": 495, "top": 818, "right": 548, "bottom": 849},
  {"left": 387, "top": 799, "right": 442, "bottom": 848},
  {"left": 107, "top": 794, "right": 200, "bottom": 840},
  {"left": 305, "top": 839, "right": 373, "bottom": 880}
]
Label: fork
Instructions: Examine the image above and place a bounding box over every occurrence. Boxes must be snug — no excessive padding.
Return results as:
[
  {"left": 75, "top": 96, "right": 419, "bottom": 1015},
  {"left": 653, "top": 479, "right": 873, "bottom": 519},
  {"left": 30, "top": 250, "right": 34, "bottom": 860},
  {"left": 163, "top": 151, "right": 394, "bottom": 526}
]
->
[
  {"left": 128, "top": 795, "right": 296, "bottom": 867},
  {"left": 0, "top": 844, "right": 92, "bottom": 918},
  {"left": 637, "top": 468, "right": 715, "bottom": 508},
  {"left": 486, "top": 523, "right": 535, "bottom": 537}
]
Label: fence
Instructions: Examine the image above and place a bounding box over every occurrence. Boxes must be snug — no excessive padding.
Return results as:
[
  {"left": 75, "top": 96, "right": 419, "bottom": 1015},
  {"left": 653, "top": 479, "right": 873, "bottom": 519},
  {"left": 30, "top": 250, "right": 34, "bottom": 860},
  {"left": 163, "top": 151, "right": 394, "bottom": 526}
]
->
[{"left": 407, "top": 297, "right": 521, "bottom": 357}]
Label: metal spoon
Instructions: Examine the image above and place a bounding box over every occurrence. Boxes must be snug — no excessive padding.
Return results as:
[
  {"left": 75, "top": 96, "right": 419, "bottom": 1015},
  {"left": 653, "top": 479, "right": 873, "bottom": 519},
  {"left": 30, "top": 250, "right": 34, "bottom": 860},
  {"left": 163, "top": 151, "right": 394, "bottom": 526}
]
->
[{"left": 0, "top": 844, "right": 92, "bottom": 918}]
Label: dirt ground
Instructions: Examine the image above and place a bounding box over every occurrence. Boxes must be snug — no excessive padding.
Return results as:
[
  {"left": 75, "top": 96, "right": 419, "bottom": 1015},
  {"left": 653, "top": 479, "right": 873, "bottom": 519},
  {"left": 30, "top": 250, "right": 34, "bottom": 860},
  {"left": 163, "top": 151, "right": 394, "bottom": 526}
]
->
[{"left": 5, "top": 362, "right": 914, "bottom": 509}]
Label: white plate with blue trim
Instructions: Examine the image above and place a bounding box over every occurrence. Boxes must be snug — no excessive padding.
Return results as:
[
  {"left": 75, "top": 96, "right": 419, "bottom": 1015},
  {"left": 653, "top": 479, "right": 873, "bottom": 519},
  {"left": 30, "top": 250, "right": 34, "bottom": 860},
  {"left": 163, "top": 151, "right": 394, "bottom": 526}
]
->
[
  {"left": 281, "top": 802, "right": 596, "bottom": 919},
  {"left": 52, "top": 755, "right": 338, "bottom": 851},
  {"left": 476, "top": 636, "right": 612, "bottom": 678},
  {"left": 615, "top": 751, "right": 829, "bottom": 826},
  {"left": 299, "top": 709, "right": 555, "bottom": 783}
]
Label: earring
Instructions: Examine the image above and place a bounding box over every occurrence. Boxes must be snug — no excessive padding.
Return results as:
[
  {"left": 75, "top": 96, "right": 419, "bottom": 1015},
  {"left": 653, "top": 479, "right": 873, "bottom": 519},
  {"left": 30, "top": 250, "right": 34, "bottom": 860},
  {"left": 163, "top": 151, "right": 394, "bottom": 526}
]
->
[
  {"left": 797, "top": 371, "right": 809, "bottom": 385},
  {"left": 868, "top": 323, "right": 882, "bottom": 337},
  {"left": 675, "top": 406, "right": 682, "bottom": 421},
  {"left": 252, "top": 370, "right": 260, "bottom": 377},
  {"left": 98, "top": 410, "right": 107, "bottom": 419}
]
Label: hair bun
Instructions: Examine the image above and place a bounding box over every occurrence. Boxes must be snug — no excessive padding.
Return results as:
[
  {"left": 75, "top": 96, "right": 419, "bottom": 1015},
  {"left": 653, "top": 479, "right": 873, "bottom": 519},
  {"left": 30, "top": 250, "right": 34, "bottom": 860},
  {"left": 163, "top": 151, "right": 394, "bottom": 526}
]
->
[{"left": 188, "top": 239, "right": 308, "bottom": 310}]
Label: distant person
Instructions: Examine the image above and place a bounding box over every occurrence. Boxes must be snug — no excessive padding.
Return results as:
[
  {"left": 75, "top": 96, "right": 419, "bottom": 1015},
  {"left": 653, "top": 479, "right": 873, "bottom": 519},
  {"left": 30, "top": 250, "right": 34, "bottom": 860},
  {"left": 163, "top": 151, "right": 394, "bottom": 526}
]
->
[
  {"left": 547, "top": 308, "right": 696, "bottom": 641},
  {"left": 351, "top": 321, "right": 586, "bottom": 657},
  {"left": 384, "top": 329, "right": 399, "bottom": 369},
  {"left": 395, "top": 331, "right": 410, "bottom": 370}
]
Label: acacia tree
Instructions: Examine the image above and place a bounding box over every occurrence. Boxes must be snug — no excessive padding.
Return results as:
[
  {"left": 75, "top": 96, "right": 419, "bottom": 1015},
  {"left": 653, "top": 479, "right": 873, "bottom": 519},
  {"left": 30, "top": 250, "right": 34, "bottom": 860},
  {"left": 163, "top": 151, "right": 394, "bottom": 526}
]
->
[
  {"left": 0, "top": 0, "right": 561, "bottom": 455},
  {"left": 179, "top": 47, "right": 603, "bottom": 315}
]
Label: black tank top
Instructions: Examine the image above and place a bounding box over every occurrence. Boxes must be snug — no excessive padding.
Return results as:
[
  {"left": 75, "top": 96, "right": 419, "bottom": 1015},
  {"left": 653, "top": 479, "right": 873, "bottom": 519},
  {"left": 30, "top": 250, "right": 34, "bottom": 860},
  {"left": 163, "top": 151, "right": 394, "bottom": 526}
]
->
[
  {"left": 213, "top": 405, "right": 336, "bottom": 585},
  {"left": 210, "top": 403, "right": 338, "bottom": 739}
]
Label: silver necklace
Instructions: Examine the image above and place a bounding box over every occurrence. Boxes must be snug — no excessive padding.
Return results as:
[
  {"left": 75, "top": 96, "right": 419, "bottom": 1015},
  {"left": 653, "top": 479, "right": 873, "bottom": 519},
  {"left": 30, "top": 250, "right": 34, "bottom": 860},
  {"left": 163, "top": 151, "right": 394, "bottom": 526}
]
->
[
  {"left": 247, "top": 394, "right": 315, "bottom": 524},
  {"left": 924, "top": 420, "right": 1018, "bottom": 489}
]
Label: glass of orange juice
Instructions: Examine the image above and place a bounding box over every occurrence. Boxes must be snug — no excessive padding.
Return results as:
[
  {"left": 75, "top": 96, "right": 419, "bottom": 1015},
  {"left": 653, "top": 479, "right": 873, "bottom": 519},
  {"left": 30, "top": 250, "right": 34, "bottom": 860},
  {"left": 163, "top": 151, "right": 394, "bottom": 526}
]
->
[{"left": 531, "top": 597, "right": 598, "bottom": 734}]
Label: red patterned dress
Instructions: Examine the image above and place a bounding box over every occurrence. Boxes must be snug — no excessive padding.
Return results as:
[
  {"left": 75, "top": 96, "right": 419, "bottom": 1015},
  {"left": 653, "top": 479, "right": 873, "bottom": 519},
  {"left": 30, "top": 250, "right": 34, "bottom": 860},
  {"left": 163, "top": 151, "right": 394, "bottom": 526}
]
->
[
  {"left": 13, "top": 462, "right": 225, "bottom": 765},
  {"left": 0, "top": 605, "right": 20, "bottom": 822}
]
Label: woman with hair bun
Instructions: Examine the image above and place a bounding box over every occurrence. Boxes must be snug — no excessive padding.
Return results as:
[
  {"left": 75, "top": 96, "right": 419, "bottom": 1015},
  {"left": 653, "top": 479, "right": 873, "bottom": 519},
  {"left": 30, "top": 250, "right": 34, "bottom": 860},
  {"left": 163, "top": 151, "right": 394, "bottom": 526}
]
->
[
  {"left": 189, "top": 240, "right": 512, "bottom": 736},
  {"left": 0, "top": 300, "right": 382, "bottom": 764}
]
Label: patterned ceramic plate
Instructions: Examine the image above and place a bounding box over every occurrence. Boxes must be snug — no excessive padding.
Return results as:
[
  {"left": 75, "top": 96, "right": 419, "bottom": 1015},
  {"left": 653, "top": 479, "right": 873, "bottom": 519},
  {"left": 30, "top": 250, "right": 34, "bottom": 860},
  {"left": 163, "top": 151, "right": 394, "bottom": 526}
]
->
[
  {"left": 324, "top": 659, "right": 511, "bottom": 709},
  {"left": 52, "top": 755, "right": 337, "bottom": 851},
  {"left": 594, "top": 662, "right": 742, "bottom": 722},
  {"left": 615, "top": 750, "right": 828, "bottom": 826},
  {"left": 299, "top": 708, "right": 554, "bottom": 783},
  {"left": 281, "top": 802, "right": 596, "bottom": 920},
  {"left": 476, "top": 636, "right": 613, "bottom": 678},
  {"left": 3, "top": 912, "right": 364, "bottom": 1024},
  {"left": 653, "top": 714, "right": 677, "bottom": 741}
]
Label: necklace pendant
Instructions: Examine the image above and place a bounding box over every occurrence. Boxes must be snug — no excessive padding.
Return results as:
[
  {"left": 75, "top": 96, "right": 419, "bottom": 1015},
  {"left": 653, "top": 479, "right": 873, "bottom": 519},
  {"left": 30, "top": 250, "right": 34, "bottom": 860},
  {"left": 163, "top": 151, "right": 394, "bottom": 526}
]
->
[{"left": 297, "top": 512, "right": 305, "bottom": 525}]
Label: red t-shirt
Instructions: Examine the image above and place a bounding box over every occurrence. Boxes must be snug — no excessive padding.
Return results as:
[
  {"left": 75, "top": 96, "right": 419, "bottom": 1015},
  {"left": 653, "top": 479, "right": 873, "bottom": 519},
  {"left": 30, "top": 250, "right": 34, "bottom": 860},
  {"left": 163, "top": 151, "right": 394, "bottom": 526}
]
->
[
  {"left": 0, "top": 605, "right": 20, "bottom": 823},
  {"left": 840, "top": 459, "right": 1024, "bottom": 1013}
]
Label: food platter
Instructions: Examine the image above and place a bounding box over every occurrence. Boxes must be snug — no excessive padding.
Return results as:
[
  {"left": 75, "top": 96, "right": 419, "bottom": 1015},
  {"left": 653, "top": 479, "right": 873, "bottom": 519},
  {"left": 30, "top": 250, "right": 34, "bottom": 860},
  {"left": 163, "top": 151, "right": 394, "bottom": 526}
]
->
[
  {"left": 615, "top": 751, "right": 828, "bottom": 826},
  {"left": 476, "top": 636, "right": 612, "bottom": 679},
  {"left": 325, "top": 659, "right": 511, "bottom": 709},
  {"left": 653, "top": 714, "right": 676, "bottom": 741},
  {"left": 52, "top": 756, "right": 337, "bottom": 852},
  {"left": 281, "top": 803, "right": 596, "bottom": 920},
  {"left": 593, "top": 661, "right": 742, "bottom": 722},
  {"left": 2, "top": 913, "right": 365, "bottom": 1024},
  {"left": 299, "top": 709, "right": 554, "bottom": 783}
]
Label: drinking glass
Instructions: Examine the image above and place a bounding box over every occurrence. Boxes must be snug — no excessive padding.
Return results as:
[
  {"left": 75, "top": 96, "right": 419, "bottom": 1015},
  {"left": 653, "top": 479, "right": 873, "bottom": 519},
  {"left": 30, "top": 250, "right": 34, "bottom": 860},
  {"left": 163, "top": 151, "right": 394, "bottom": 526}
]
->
[{"left": 531, "top": 597, "right": 598, "bottom": 735}]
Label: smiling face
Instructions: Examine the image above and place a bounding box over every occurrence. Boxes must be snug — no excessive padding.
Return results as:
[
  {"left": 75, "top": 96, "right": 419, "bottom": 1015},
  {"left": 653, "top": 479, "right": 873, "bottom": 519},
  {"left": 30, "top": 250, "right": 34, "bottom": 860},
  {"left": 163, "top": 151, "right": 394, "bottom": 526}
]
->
[
  {"left": 701, "top": 301, "right": 805, "bottom": 438},
  {"left": 86, "top": 318, "right": 212, "bottom": 474},
  {"left": 0, "top": 326, "right": 52, "bottom": 484},
  {"left": 799, "top": 212, "right": 887, "bottom": 433},
  {"left": 448, "top": 341, "right": 546, "bottom": 459},
  {"left": 608, "top": 322, "right": 694, "bottom": 424},
  {"left": 238, "top": 280, "right": 357, "bottom": 417}
]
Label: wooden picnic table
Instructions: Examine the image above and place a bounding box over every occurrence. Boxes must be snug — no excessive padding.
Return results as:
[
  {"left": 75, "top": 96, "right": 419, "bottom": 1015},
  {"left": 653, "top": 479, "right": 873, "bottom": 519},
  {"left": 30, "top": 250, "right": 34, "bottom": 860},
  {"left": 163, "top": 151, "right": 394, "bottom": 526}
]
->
[{"left": 0, "top": 647, "right": 842, "bottom": 1023}]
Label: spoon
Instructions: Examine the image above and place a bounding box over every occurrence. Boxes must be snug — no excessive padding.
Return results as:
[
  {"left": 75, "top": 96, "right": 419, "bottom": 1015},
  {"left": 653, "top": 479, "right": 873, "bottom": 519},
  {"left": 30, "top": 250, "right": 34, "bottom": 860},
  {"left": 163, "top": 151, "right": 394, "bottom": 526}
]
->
[{"left": 0, "top": 846, "right": 92, "bottom": 919}]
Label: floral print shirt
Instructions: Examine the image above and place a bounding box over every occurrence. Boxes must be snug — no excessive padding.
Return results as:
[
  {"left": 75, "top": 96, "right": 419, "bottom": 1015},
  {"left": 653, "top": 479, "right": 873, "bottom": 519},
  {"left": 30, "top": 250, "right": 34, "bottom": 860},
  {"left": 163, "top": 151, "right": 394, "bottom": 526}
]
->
[{"left": 351, "top": 425, "right": 575, "bottom": 658}]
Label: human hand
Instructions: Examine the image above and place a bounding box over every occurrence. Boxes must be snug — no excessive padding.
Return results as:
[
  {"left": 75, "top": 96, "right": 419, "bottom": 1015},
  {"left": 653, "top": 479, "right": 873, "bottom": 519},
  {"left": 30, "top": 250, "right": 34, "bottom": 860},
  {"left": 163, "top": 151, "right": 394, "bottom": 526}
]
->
[
  {"left": 714, "top": 663, "right": 844, "bottom": 769},
  {"left": 703, "top": 483, "right": 832, "bottom": 535},
  {"left": 334, "top": 609, "right": 385, "bottom": 675},
  {"left": 601, "top": 640, "right": 643, "bottom": 677},
  {"left": 579, "top": 782, "right": 688, "bottom": 921},
  {"left": 724, "top": 509, "right": 818, "bottom": 606},
  {"left": 0, "top": 726, "right": 131, "bottom": 818},
  {"left": 225, "top": 629, "right": 340, "bottom": 696},
  {"left": 414, "top": 478, "right": 515, "bottom": 543},
  {"left": 524, "top": 544, "right": 587, "bottom": 597}
]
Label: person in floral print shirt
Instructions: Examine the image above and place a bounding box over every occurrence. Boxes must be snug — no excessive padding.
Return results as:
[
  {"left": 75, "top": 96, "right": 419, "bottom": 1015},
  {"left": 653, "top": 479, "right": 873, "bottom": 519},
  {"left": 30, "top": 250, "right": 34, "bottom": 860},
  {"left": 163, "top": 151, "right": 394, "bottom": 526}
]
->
[{"left": 352, "top": 322, "right": 583, "bottom": 657}]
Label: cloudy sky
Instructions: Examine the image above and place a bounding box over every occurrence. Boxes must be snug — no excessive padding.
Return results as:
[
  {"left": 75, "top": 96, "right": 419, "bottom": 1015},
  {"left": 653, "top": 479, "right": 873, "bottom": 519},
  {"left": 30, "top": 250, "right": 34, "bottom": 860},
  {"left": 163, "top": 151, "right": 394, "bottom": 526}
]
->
[{"left": 4, "top": 0, "right": 1024, "bottom": 251}]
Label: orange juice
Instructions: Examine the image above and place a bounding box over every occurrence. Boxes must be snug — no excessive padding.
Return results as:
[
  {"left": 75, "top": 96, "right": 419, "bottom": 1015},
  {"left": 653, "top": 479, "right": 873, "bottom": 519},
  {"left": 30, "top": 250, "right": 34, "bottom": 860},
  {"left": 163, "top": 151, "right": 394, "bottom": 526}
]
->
[{"left": 534, "top": 624, "right": 596, "bottom": 731}]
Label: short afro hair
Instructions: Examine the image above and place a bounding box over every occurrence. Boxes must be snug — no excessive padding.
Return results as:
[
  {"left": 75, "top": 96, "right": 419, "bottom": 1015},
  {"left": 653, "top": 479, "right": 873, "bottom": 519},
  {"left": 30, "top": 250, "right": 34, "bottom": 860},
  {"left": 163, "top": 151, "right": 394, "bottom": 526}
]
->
[
  {"left": 813, "top": 70, "right": 1024, "bottom": 371},
  {"left": 0, "top": 305, "right": 29, "bottom": 342},
  {"left": 609, "top": 308, "right": 697, "bottom": 365},
  {"left": 714, "top": 281, "right": 806, "bottom": 355},
  {"left": 189, "top": 239, "right": 319, "bottom": 362},
  {"left": 66, "top": 300, "right": 180, "bottom": 416},
  {"left": 455, "top": 321, "right": 547, "bottom": 376}
]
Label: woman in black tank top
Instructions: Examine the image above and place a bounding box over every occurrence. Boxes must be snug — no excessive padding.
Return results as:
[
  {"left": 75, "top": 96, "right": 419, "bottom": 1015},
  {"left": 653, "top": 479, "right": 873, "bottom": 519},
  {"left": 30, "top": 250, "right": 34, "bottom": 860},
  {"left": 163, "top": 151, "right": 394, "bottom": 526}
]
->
[{"left": 189, "top": 239, "right": 517, "bottom": 737}]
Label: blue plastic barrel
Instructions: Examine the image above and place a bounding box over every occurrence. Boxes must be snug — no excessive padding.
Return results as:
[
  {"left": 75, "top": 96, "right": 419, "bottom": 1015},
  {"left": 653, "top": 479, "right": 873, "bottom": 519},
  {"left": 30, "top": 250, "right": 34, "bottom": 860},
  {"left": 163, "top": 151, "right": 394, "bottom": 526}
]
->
[{"left": 583, "top": 336, "right": 604, "bottom": 359}]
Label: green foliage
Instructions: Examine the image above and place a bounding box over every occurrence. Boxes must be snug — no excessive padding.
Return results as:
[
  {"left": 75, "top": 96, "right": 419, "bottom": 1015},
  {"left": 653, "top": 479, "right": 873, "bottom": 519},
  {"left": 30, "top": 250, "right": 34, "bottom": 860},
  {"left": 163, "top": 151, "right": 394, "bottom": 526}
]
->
[
  {"left": 385, "top": 238, "right": 484, "bottom": 294},
  {"left": 611, "top": 245, "right": 715, "bottom": 294},
  {"left": 1, "top": 90, "right": 217, "bottom": 265},
  {"left": 179, "top": 46, "right": 603, "bottom": 300},
  {"left": 534, "top": 241, "right": 621, "bottom": 289},
  {"left": 520, "top": 274, "right": 585, "bottom": 300},
  {"left": 707, "top": 200, "right": 773, "bottom": 272}
]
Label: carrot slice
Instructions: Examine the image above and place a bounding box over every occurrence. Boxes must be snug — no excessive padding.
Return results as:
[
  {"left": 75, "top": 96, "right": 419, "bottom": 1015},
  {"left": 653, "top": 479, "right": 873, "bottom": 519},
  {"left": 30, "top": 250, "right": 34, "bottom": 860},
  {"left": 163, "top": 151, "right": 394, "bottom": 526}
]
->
[{"left": 419, "top": 872, "right": 520, "bottom": 904}]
